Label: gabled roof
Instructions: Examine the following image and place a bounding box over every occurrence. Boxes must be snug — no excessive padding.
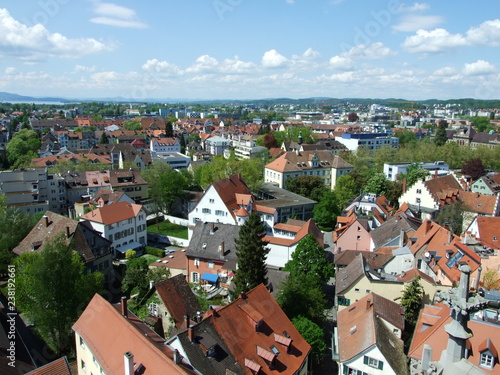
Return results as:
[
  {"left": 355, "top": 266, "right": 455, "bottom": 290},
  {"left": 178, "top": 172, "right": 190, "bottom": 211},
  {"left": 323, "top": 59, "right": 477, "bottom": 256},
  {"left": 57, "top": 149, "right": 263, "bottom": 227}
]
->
[
  {"left": 80, "top": 201, "right": 143, "bottom": 225},
  {"left": 205, "top": 284, "right": 311, "bottom": 374},
  {"left": 72, "top": 294, "right": 192, "bottom": 374},
  {"left": 210, "top": 174, "right": 253, "bottom": 220},
  {"left": 25, "top": 357, "right": 72, "bottom": 375},
  {"left": 335, "top": 253, "right": 367, "bottom": 295},
  {"left": 265, "top": 150, "right": 352, "bottom": 173},
  {"left": 155, "top": 275, "right": 202, "bottom": 331},
  {"left": 458, "top": 191, "right": 498, "bottom": 215},
  {"left": 90, "top": 188, "right": 129, "bottom": 206},
  {"left": 370, "top": 212, "right": 422, "bottom": 250},
  {"left": 334, "top": 250, "right": 393, "bottom": 270},
  {"left": 187, "top": 222, "right": 239, "bottom": 266},
  {"left": 475, "top": 216, "right": 500, "bottom": 249},
  {"left": 424, "top": 174, "right": 462, "bottom": 204},
  {"left": 337, "top": 293, "right": 408, "bottom": 374}
]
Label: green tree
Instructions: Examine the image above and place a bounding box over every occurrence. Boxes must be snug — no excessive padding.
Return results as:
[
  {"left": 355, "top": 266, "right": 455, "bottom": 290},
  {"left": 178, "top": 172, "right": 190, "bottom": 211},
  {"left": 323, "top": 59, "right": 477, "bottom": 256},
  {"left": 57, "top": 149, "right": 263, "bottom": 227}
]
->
[
  {"left": 15, "top": 235, "right": 103, "bottom": 355},
  {"left": 233, "top": 213, "right": 270, "bottom": 295},
  {"left": 401, "top": 275, "right": 424, "bottom": 327},
  {"left": 434, "top": 121, "right": 448, "bottom": 146},
  {"left": 277, "top": 277, "right": 326, "bottom": 323},
  {"left": 121, "top": 257, "right": 149, "bottom": 295},
  {"left": 399, "top": 163, "right": 430, "bottom": 187},
  {"left": 434, "top": 201, "right": 467, "bottom": 235},
  {"left": 6, "top": 128, "right": 41, "bottom": 168},
  {"left": 284, "top": 234, "right": 334, "bottom": 286},
  {"left": 286, "top": 175, "right": 327, "bottom": 201},
  {"left": 123, "top": 119, "right": 142, "bottom": 131},
  {"left": 165, "top": 121, "right": 174, "bottom": 137},
  {"left": 482, "top": 268, "right": 500, "bottom": 290},
  {"left": 292, "top": 316, "right": 326, "bottom": 361},
  {"left": 364, "top": 173, "right": 389, "bottom": 196},
  {"left": 334, "top": 174, "right": 358, "bottom": 204},
  {"left": 312, "top": 190, "right": 343, "bottom": 231},
  {"left": 99, "top": 132, "right": 109, "bottom": 144}
]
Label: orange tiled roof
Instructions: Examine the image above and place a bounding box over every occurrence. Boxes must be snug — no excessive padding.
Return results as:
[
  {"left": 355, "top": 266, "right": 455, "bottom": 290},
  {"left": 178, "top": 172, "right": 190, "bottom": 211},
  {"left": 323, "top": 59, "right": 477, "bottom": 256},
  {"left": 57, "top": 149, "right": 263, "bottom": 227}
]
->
[
  {"left": 80, "top": 201, "right": 143, "bottom": 225},
  {"left": 72, "top": 294, "right": 191, "bottom": 374},
  {"left": 475, "top": 216, "right": 500, "bottom": 249},
  {"left": 209, "top": 284, "right": 310, "bottom": 374}
]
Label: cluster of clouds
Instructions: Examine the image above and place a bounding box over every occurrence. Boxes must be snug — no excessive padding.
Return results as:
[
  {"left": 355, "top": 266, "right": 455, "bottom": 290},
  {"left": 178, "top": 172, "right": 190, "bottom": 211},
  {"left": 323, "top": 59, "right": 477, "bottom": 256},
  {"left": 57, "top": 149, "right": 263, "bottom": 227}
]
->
[{"left": 1, "top": 1, "right": 500, "bottom": 99}]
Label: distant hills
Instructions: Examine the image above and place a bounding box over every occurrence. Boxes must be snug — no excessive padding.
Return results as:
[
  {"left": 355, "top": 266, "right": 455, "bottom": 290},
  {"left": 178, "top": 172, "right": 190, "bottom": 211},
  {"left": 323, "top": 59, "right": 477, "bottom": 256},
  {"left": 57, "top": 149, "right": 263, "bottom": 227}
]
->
[{"left": 0, "top": 91, "right": 499, "bottom": 109}]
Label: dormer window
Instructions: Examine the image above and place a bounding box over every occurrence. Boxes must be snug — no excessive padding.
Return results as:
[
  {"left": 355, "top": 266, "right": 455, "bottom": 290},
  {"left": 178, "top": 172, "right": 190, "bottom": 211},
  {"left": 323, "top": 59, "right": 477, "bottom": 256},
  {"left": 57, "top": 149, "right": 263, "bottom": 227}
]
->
[{"left": 480, "top": 352, "right": 495, "bottom": 370}]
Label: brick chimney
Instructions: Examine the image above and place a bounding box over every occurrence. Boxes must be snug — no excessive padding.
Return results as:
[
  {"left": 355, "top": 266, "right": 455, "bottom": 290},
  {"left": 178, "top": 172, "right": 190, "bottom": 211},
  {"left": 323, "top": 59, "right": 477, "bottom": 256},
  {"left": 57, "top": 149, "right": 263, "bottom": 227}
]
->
[
  {"left": 366, "top": 299, "right": 372, "bottom": 310},
  {"left": 66, "top": 226, "right": 71, "bottom": 239},
  {"left": 43, "top": 215, "right": 49, "bottom": 227},
  {"left": 184, "top": 314, "right": 190, "bottom": 328},
  {"left": 124, "top": 352, "right": 134, "bottom": 375},
  {"left": 188, "top": 325, "right": 195, "bottom": 343},
  {"left": 219, "top": 241, "right": 225, "bottom": 256},
  {"left": 424, "top": 219, "right": 432, "bottom": 234},
  {"left": 240, "top": 291, "right": 247, "bottom": 299},
  {"left": 121, "top": 296, "right": 128, "bottom": 318},
  {"left": 210, "top": 222, "right": 215, "bottom": 234}
]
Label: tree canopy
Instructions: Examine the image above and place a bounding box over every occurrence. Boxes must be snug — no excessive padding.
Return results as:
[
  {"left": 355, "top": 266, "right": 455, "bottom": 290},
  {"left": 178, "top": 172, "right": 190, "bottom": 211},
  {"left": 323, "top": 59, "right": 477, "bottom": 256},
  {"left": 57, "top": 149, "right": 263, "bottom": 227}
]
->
[
  {"left": 15, "top": 235, "right": 103, "bottom": 355},
  {"left": 401, "top": 275, "right": 424, "bottom": 328},
  {"left": 292, "top": 316, "right": 326, "bottom": 361},
  {"left": 6, "top": 128, "right": 41, "bottom": 168},
  {"left": 286, "top": 175, "right": 327, "bottom": 201},
  {"left": 123, "top": 119, "right": 142, "bottom": 131},
  {"left": 233, "top": 213, "right": 270, "bottom": 295},
  {"left": 461, "top": 158, "right": 486, "bottom": 181},
  {"left": 312, "top": 190, "right": 343, "bottom": 231},
  {"left": 284, "top": 234, "right": 334, "bottom": 286}
]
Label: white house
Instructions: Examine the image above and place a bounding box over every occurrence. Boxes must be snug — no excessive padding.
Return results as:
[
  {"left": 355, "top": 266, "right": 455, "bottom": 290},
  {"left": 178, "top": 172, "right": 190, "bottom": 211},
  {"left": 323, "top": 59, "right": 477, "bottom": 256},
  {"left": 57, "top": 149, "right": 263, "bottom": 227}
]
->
[
  {"left": 264, "top": 150, "right": 353, "bottom": 190},
  {"left": 150, "top": 137, "right": 181, "bottom": 153},
  {"left": 384, "top": 161, "right": 450, "bottom": 181},
  {"left": 79, "top": 201, "right": 147, "bottom": 257},
  {"left": 204, "top": 135, "right": 230, "bottom": 156}
]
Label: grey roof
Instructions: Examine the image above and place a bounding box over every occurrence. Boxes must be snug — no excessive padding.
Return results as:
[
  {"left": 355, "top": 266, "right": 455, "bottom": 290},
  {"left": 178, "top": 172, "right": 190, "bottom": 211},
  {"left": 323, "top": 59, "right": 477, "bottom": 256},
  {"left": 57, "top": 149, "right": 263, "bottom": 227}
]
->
[
  {"left": 175, "top": 318, "right": 244, "bottom": 375},
  {"left": 254, "top": 183, "right": 317, "bottom": 209},
  {"left": 187, "top": 222, "right": 239, "bottom": 266},
  {"left": 392, "top": 246, "right": 412, "bottom": 256},
  {"left": 370, "top": 212, "right": 422, "bottom": 250},
  {"left": 335, "top": 253, "right": 366, "bottom": 295},
  {"left": 375, "top": 316, "right": 409, "bottom": 375}
]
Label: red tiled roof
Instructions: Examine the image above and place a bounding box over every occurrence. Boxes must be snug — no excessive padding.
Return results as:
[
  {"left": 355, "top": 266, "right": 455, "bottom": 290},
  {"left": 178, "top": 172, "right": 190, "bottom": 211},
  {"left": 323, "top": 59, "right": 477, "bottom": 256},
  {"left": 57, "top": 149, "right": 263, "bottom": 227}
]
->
[
  {"left": 209, "top": 284, "right": 310, "bottom": 374},
  {"left": 72, "top": 294, "right": 191, "bottom": 375},
  {"left": 80, "top": 201, "right": 143, "bottom": 225},
  {"left": 26, "top": 357, "right": 72, "bottom": 375},
  {"left": 476, "top": 216, "right": 500, "bottom": 249}
]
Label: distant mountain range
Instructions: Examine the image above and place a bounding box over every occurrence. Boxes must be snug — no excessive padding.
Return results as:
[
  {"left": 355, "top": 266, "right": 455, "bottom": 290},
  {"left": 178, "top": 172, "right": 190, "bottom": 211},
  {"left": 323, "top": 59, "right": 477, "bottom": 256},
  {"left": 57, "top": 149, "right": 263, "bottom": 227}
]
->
[{"left": 1, "top": 91, "right": 499, "bottom": 108}]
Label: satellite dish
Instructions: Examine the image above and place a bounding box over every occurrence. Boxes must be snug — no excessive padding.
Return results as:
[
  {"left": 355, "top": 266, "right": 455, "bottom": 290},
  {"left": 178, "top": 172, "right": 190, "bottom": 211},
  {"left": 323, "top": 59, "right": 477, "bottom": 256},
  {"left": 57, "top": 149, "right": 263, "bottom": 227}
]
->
[{"left": 424, "top": 252, "right": 430, "bottom": 258}]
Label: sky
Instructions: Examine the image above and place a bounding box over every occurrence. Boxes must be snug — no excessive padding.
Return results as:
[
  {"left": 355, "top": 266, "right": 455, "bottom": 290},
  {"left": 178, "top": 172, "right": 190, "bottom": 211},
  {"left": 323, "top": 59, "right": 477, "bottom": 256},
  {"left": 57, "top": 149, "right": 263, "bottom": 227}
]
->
[{"left": 1, "top": 0, "right": 500, "bottom": 101}]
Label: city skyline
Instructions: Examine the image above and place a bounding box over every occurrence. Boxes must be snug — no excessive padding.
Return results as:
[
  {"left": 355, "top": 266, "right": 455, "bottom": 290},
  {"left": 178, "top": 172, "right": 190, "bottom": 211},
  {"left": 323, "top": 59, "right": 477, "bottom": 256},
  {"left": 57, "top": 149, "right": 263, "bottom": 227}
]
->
[{"left": 1, "top": 0, "right": 499, "bottom": 101}]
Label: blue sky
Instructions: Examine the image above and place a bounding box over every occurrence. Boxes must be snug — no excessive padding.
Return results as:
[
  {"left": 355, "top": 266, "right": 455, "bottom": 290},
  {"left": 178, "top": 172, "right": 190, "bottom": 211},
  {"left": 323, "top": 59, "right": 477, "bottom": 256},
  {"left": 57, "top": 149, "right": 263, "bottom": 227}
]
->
[{"left": 1, "top": 0, "right": 499, "bottom": 101}]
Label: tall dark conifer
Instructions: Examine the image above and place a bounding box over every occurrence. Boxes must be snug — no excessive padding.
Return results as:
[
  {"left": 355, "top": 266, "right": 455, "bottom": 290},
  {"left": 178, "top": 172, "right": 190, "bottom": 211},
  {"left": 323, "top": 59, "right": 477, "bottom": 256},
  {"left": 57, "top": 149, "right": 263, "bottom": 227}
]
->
[{"left": 233, "top": 213, "right": 269, "bottom": 295}]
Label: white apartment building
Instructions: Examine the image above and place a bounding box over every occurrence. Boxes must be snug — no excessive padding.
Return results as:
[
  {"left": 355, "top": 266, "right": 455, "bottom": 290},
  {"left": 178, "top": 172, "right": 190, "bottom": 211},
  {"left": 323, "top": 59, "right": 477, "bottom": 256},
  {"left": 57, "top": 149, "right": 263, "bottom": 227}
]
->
[{"left": 79, "top": 201, "right": 147, "bottom": 257}]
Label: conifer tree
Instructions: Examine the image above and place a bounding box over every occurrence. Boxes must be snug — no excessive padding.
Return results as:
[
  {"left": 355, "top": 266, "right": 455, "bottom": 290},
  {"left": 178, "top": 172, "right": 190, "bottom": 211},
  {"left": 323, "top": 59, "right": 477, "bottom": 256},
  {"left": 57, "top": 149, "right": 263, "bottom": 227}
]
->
[
  {"left": 233, "top": 213, "right": 269, "bottom": 295},
  {"left": 401, "top": 275, "right": 424, "bottom": 328}
]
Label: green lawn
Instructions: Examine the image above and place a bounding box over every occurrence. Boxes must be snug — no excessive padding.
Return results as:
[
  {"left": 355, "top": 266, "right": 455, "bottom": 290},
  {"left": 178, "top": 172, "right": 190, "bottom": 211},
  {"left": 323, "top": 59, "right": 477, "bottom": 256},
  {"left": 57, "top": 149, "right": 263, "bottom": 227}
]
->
[
  {"left": 147, "top": 221, "right": 189, "bottom": 239},
  {"left": 140, "top": 254, "right": 161, "bottom": 264}
]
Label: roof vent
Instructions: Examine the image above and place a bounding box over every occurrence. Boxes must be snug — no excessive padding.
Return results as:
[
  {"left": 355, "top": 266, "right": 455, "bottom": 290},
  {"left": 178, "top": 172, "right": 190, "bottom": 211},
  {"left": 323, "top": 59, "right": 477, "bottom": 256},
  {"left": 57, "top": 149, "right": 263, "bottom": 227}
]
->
[{"left": 350, "top": 325, "right": 357, "bottom": 334}]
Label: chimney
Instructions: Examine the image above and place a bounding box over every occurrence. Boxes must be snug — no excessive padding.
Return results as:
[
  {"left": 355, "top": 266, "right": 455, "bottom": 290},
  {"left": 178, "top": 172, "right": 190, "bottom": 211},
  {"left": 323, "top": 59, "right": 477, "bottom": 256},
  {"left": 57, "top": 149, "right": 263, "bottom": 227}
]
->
[
  {"left": 173, "top": 349, "right": 182, "bottom": 365},
  {"left": 184, "top": 314, "right": 190, "bottom": 328},
  {"left": 66, "top": 226, "right": 71, "bottom": 239},
  {"left": 421, "top": 344, "right": 433, "bottom": 372},
  {"left": 219, "top": 241, "right": 225, "bottom": 256},
  {"left": 121, "top": 296, "right": 128, "bottom": 318},
  {"left": 188, "top": 325, "right": 195, "bottom": 343},
  {"left": 43, "top": 215, "right": 49, "bottom": 227},
  {"left": 433, "top": 169, "right": 438, "bottom": 179},
  {"left": 424, "top": 219, "right": 432, "bottom": 234},
  {"left": 366, "top": 299, "right": 372, "bottom": 310},
  {"left": 124, "top": 352, "right": 134, "bottom": 375},
  {"left": 210, "top": 222, "right": 215, "bottom": 234},
  {"left": 399, "top": 229, "right": 405, "bottom": 247},
  {"left": 402, "top": 178, "right": 407, "bottom": 194},
  {"left": 240, "top": 291, "right": 247, "bottom": 299}
]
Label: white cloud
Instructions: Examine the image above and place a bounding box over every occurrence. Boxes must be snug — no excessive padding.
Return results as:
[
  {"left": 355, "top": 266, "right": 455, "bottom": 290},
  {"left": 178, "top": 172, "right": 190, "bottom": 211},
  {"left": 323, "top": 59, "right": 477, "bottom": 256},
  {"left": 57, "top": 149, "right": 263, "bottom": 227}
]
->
[
  {"left": 262, "top": 49, "right": 288, "bottom": 68},
  {"left": 74, "top": 65, "right": 97, "bottom": 73},
  {"left": 91, "top": 2, "right": 148, "bottom": 28},
  {"left": 329, "top": 42, "right": 394, "bottom": 69},
  {"left": 402, "top": 19, "right": 500, "bottom": 54},
  {"left": 433, "top": 66, "right": 457, "bottom": 76},
  {"left": 397, "top": 2, "right": 430, "bottom": 12},
  {"left": 466, "top": 19, "right": 500, "bottom": 46},
  {"left": 142, "top": 58, "right": 181, "bottom": 75},
  {"left": 401, "top": 28, "right": 467, "bottom": 53},
  {"left": 0, "top": 8, "right": 113, "bottom": 60},
  {"left": 4, "top": 66, "right": 16, "bottom": 75},
  {"left": 393, "top": 15, "right": 443, "bottom": 32},
  {"left": 463, "top": 60, "right": 496, "bottom": 76}
]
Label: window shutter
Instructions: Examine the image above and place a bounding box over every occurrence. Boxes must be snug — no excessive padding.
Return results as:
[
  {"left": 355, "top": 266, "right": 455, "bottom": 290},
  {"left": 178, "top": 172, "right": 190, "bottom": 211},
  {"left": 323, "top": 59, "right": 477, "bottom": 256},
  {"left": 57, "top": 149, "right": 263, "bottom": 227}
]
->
[
  {"left": 343, "top": 366, "right": 348, "bottom": 375},
  {"left": 363, "top": 356, "right": 369, "bottom": 365},
  {"left": 378, "top": 361, "right": 383, "bottom": 370}
]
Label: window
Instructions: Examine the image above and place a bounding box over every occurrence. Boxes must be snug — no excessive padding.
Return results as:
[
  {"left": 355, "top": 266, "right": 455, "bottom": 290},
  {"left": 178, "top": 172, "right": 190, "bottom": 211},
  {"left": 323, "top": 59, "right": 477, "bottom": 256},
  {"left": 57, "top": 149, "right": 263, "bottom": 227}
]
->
[
  {"left": 355, "top": 288, "right": 360, "bottom": 293},
  {"left": 191, "top": 272, "right": 199, "bottom": 283},
  {"left": 81, "top": 360, "right": 86, "bottom": 372},
  {"left": 480, "top": 352, "right": 494, "bottom": 369},
  {"left": 416, "top": 189, "right": 422, "bottom": 194},
  {"left": 80, "top": 336, "right": 85, "bottom": 348},
  {"left": 202, "top": 208, "right": 211, "bottom": 214},
  {"left": 208, "top": 261, "right": 214, "bottom": 269},
  {"left": 364, "top": 355, "right": 383, "bottom": 370},
  {"left": 209, "top": 199, "right": 215, "bottom": 203},
  {"left": 128, "top": 218, "right": 132, "bottom": 224},
  {"left": 194, "top": 258, "right": 200, "bottom": 266},
  {"left": 416, "top": 198, "right": 421, "bottom": 204},
  {"left": 215, "top": 210, "right": 225, "bottom": 216},
  {"left": 342, "top": 365, "right": 368, "bottom": 375}
]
